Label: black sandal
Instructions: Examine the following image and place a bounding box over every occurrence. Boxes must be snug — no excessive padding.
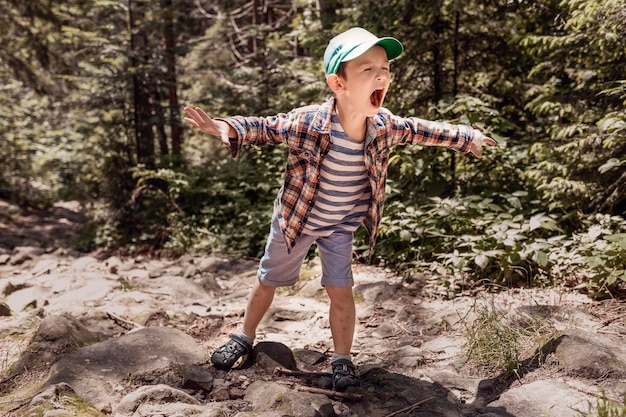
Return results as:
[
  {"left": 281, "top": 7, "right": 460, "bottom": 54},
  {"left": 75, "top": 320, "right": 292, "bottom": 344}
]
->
[
  {"left": 331, "top": 358, "right": 360, "bottom": 392},
  {"left": 211, "top": 334, "right": 252, "bottom": 370}
]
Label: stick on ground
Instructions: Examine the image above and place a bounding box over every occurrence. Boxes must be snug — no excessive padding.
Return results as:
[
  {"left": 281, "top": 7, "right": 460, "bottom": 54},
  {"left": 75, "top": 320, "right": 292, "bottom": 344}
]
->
[
  {"left": 296, "top": 385, "right": 363, "bottom": 401},
  {"left": 274, "top": 367, "right": 332, "bottom": 378},
  {"left": 384, "top": 396, "right": 435, "bottom": 417}
]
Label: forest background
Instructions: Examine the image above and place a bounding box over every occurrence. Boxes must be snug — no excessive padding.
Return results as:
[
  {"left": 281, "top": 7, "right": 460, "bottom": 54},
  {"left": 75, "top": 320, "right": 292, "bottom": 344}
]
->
[{"left": 1, "top": 0, "right": 624, "bottom": 298}]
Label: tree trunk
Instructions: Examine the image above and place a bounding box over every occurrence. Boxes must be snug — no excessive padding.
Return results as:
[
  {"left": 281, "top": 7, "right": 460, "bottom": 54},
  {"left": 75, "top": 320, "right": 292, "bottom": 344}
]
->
[
  {"left": 450, "top": 1, "right": 461, "bottom": 194},
  {"left": 129, "top": 0, "right": 155, "bottom": 167},
  {"left": 432, "top": 0, "right": 443, "bottom": 103},
  {"left": 317, "top": 0, "right": 337, "bottom": 28},
  {"left": 161, "top": 0, "right": 182, "bottom": 156}
]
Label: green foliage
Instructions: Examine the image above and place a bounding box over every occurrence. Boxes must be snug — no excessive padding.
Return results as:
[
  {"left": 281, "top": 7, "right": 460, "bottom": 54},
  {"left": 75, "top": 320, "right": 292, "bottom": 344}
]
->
[
  {"left": 372, "top": 193, "right": 626, "bottom": 298},
  {"left": 520, "top": 0, "right": 626, "bottom": 215},
  {"left": 2, "top": 0, "right": 625, "bottom": 300},
  {"left": 101, "top": 145, "right": 285, "bottom": 256}
]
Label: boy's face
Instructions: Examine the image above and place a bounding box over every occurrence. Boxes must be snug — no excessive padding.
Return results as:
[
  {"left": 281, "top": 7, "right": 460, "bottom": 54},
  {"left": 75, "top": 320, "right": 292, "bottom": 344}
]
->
[{"left": 335, "top": 45, "right": 391, "bottom": 117}]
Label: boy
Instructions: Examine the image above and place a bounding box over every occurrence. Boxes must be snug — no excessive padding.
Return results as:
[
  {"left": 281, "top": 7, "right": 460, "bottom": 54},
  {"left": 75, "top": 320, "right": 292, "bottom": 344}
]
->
[{"left": 183, "top": 27, "right": 495, "bottom": 392}]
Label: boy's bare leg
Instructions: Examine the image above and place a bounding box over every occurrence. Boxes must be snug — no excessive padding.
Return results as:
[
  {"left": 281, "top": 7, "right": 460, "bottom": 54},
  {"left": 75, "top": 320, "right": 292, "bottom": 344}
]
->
[
  {"left": 212, "top": 279, "right": 275, "bottom": 370},
  {"left": 242, "top": 279, "right": 276, "bottom": 338},
  {"left": 325, "top": 285, "right": 356, "bottom": 355}
]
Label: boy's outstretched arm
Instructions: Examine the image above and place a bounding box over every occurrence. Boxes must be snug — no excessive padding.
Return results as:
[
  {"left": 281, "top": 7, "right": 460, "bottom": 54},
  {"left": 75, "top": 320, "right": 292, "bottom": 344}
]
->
[
  {"left": 468, "top": 134, "right": 497, "bottom": 158},
  {"left": 183, "top": 106, "right": 236, "bottom": 146}
]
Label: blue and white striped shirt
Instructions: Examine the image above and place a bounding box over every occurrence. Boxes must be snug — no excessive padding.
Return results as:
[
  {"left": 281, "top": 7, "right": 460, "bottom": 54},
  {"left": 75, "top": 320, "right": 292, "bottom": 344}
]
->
[{"left": 304, "top": 113, "right": 371, "bottom": 236}]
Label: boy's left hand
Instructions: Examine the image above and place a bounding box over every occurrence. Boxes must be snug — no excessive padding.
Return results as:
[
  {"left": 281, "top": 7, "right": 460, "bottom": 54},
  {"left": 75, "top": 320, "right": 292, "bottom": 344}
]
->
[{"left": 469, "top": 134, "right": 497, "bottom": 158}]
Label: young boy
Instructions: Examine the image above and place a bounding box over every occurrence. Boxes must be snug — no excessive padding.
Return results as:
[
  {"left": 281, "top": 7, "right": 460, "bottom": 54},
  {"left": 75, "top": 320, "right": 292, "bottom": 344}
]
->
[{"left": 183, "top": 27, "right": 495, "bottom": 392}]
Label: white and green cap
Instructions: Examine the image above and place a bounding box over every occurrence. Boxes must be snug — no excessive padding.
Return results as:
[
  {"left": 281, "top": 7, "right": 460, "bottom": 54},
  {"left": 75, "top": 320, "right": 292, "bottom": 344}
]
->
[{"left": 323, "top": 27, "right": 403, "bottom": 76}]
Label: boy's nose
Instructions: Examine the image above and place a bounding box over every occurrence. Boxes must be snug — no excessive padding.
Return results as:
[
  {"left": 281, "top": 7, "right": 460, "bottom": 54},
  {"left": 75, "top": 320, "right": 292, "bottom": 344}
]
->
[{"left": 376, "top": 70, "right": 388, "bottom": 81}]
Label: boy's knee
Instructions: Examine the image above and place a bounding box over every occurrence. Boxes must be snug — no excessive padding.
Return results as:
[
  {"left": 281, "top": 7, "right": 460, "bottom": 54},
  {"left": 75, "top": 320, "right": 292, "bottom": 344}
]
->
[{"left": 325, "top": 285, "right": 354, "bottom": 302}]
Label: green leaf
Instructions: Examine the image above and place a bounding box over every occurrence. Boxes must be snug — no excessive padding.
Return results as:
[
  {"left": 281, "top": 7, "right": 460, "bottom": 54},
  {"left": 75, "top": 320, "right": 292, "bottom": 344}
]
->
[
  {"left": 604, "top": 233, "right": 626, "bottom": 249},
  {"left": 475, "top": 253, "right": 489, "bottom": 269},
  {"left": 598, "top": 158, "right": 623, "bottom": 174},
  {"left": 534, "top": 251, "right": 549, "bottom": 268}
]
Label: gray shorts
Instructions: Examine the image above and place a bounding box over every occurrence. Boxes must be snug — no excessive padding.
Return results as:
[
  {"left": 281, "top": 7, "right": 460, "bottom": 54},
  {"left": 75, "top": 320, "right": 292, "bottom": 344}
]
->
[{"left": 258, "top": 216, "right": 354, "bottom": 288}]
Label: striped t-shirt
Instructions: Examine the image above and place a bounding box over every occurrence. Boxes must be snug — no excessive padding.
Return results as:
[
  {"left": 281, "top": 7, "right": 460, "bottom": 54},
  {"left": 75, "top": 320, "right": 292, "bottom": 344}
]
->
[{"left": 303, "top": 113, "right": 372, "bottom": 236}]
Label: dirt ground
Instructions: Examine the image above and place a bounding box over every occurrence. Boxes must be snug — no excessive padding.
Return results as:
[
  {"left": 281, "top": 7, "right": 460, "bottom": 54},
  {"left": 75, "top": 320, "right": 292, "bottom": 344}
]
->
[{"left": 1, "top": 199, "right": 625, "bottom": 417}]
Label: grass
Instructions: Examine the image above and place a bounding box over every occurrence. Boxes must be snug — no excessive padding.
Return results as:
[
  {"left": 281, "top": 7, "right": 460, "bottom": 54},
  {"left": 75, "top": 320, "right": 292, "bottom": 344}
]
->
[
  {"left": 459, "top": 298, "right": 556, "bottom": 378},
  {"left": 575, "top": 391, "right": 626, "bottom": 417}
]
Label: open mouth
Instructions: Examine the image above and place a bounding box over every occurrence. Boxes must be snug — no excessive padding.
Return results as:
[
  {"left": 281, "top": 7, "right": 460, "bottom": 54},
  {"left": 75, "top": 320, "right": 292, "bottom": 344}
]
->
[{"left": 370, "top": 88, "right": 385, "bottom": 107}]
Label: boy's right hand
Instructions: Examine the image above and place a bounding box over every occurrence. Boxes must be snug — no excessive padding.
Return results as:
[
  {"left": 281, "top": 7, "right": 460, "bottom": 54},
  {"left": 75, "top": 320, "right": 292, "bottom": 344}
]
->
[{"left": 183, "top": 106, "right": 235, "bottom": 146}]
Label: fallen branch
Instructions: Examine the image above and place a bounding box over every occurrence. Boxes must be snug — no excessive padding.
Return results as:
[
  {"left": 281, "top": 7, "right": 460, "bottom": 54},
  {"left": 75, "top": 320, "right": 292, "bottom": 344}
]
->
[
  {"left": 274, "top": 367, "right": 331, "bottom": 378},
  {"left": 384, "top": 396, "right": 435, "bottom": 417},
  {"left": 296, "top": 385, "right": 362, "bottom": 401},
  {"left": 106, "top": 312, "right": 144, "bottom": 331}
]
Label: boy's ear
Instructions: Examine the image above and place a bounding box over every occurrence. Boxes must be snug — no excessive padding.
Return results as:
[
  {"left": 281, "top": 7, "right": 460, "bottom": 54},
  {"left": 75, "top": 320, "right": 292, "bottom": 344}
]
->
[{"left": 326, "top": 74, "right": 344, "bottom": 94}]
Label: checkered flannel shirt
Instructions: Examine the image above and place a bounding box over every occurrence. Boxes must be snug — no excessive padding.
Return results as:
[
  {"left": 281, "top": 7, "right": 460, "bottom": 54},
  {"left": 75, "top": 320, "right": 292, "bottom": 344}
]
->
[{"left": 221, "top": 97, "right": 481, "bottom": 258}]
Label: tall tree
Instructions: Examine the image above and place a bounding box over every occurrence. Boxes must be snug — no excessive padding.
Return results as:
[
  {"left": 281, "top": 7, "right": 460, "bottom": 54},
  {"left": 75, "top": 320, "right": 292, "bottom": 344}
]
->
[{"left": 520, "top": 0, "right": 626, "bottom": 215}]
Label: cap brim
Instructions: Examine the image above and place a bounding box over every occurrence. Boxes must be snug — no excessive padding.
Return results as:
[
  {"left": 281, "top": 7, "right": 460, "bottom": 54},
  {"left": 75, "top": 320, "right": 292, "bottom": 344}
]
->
[{"left": 342, "top": 37, "right": 403, "bottom": 63}]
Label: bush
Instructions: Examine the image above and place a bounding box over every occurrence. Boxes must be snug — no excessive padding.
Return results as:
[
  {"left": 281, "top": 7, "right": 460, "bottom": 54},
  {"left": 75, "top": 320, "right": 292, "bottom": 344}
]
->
[{"left": 370, "top": 192, "right": 626, "bottom": 298}]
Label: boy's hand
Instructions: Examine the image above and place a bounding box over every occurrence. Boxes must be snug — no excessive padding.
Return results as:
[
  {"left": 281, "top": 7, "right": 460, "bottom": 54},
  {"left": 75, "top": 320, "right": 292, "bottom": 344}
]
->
[
  {"left": 183, "top": 106, "right": 235, "bottom": 146},
  {"left": 468, "top": 133, "right": 497, "bottom": 158}
]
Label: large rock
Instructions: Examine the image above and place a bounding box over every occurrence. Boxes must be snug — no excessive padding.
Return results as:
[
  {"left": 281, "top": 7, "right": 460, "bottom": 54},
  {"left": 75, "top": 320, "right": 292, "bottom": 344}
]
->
[
  {"left": 10, "top": 314, "right": 99, "bottom": 374},
  {"left": 551, "top": 330, "right": 626, "bottom": 378},
  {"left": 484, "top": 380, "right": 595, "bottom": 417},
  {"left": 114, "top": 384, "right": 200, "bottom": 416},
  {"left": 45, "top": 326, "right": 205, "bottom": 411}
]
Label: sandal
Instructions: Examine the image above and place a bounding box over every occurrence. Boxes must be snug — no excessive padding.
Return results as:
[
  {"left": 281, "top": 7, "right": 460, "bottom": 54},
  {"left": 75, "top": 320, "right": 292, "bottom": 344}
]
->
[
  {"left": 331, "top": 358, "right": 360, "bottom": 392},
  {"left": 211, "top": 334, "right": 252, "bottom": 370}
]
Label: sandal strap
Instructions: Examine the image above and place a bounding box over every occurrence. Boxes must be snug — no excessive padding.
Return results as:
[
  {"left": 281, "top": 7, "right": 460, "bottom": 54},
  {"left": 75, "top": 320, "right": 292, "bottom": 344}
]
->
[
  {"left": 227, "top": 334, "right": 251, "bottom": 353},
  {"left": 331, "top": 358, "right": 360, "bottom": 391},
  {"left": 331, "top": 358, "right": 358, "bottom": 377}
]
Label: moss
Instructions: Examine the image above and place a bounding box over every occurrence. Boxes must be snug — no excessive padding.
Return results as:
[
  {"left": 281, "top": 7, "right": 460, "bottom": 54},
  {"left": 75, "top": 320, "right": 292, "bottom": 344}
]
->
[
  {"left": 0, "top": 376, "right": 46, "bottom": 415},
  {"left": 2, "top": 390, "right": 106, "bottom": 417},
  {"left": 56, "top": 392, "right": 106, "bottom": 417},
  {"left": 352, "top": 291, "right": 365, "bottom": 304},
  {"left": 275, "top": 393, "right": 294, "bottom": 415},
  {"left": 14, "top": 393, "right": 105, "bottom": 417}
]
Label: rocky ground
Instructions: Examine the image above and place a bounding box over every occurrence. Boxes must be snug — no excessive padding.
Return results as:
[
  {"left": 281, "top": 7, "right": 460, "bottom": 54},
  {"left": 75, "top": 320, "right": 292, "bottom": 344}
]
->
[{"left": 1, "top": 199, "right": 625, "bottom": 417}]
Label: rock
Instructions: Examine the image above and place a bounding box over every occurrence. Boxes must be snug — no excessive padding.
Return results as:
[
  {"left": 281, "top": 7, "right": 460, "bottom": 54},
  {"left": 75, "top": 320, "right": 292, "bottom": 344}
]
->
[
  {"left": 244, "top": 381, "right": 291, "bottom": 411},
  {"left": 29, "top": 382, "right": 75, "bottom": 407},
  {"left": 183, "top": 264, "right": 197, "bottom": 278},
  {"left": 386, "top": 344, "right": 424, "bottom": 369},
  {"left": 5, "top": 284, "right": 51, "bottom": 312},
  {"left": 114, "top": 384, "right": 200, "bottom": 416},
  {"left": 0, "top": 301, "right": 12, "bottom": 316},
  {"left": 270, "top": 308, "right": 315, "bottom": 322},
  {"left": 254, "top": 341, "right": 298, "bottom": 371},
  {"left": 25, "top": 382, "right": 104, "bottom": 416},
  {"left": 133, "top": 402, "right": 226, "bottom": 417},
  {"left": 209, "top": 378, "right": 230, "bottom": 401},
  {"left": 10, "top": 246, "right": 45, "bottom": 265},
  {"left": 551, "top": 330, "right": 626, "bottom": 378},
  {"left": 148, "top": 268, "right": 163, "bottom": 278},
  {"left": 1, "top": 281, "right": 26, "bottom": 297},
  {"left": 181, "top": 364, "right": 214, "bottom": 392},
  {"left": 10, "top": 314, "right": 99, "bottom": 374},
  {"left": 354, "top": 281, "right": 398, "bottom": 304},
  {"left": 51, "top": 277, "right": 117, "bottom": 311},
  {"left": 280, "top": 390, "right": 339, "bottom": 417},
  {"left": 293, "top": 348, "right": 326, "bottom": 366},
  {"left": 484, "top": 380, "right": 595, "bottom": 417},
  {"left": 31, "top": 258, "right": 59, "bottom": 277},
  {"left": 45, "top": 327, "right": 205, "bottom": 407},
  {"left": 372, "top": 321, "right": 400, "bottom": 338}
]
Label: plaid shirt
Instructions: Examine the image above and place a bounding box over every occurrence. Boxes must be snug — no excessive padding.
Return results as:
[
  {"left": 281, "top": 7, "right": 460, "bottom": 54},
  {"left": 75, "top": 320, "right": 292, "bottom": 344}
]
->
[{"left": 223, "top": 97, "right": 480, "bottom": 258}]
